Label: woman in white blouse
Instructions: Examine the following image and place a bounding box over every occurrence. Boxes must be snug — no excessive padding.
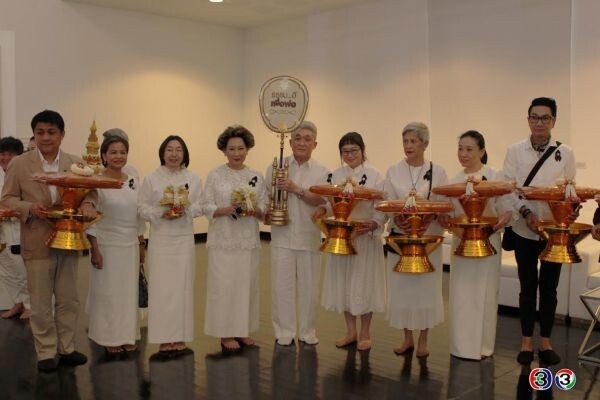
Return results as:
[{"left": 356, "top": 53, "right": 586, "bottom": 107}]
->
[
  {"left": 87, "top": 132, "right": 145, "bottom": 354},
  {"left": 448, "top": 130, "right": 512, "bottom": 360},
  {"left": 316, "top": 132, "right": 385, "bottom": 351},
  {"left": 138, "top": 136, "right": 203, "bottom": 354},
  {"left": 203, "top": 126, "right": 266, "bottom": 353},
  {"left": 383, "top": 122, "right": 449, "bottom": 358}
]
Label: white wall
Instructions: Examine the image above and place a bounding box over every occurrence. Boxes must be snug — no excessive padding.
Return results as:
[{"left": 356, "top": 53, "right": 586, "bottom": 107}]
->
[{"left": 0, "top": 0, "right": 245, "bottom": 232}]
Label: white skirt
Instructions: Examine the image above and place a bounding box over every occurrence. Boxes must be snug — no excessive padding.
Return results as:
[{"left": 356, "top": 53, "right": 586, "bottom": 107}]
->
[
  {"left": 204, "top": 248, "right": 260, "bottom": 337},
  {"left": 86, "top": 243, "right": 140, "bottom": 346},
  {"left": 148, "top": 234, "right": 196, "bottom": 343},
  {"left": 386, "top": 246, "right": 444, "bottom": 330},
  {"left": 449, "top": 233, "right": 501, "bottom": 359},
  {"left": 321, "top": 233, "right": 386, "bottom": 315}
]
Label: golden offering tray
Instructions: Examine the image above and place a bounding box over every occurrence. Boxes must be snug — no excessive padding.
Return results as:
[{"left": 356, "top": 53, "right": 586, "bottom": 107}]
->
[
  {"left": 376, "top": 198, "right": 453, "bottom": 273},
  {"left": 309, "top": 183, "right": 383, "bottom": 255},
  {"left": 32, "top": 172, "right": 122, "bottom": 250},
  {"left": 159, "top": 184, "right": 190, "bottom": 218},
  {"left": 432, "top": 180, "right": 514, "bottom": 257},
  {"left": 0, "top": 208, "right": 19, "bottom": 253},
  {"left": 521, "top": 183, "right": 600, "bottom": 263}
]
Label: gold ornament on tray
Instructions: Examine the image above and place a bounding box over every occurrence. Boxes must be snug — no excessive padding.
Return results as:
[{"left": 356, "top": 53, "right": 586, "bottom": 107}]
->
[
  {"left": 309, "top": 178, "right": 384, "bottom": 255},
  {"left": 32, "top": 168, "right": 122, "bottom": 250},
  {"left": 159, "top": 185, "right": 190, "bottom": 218},
  {"left": 231, "top": 186, "right": 258, "bottom": 216},
  {"left": 376, "top": 192, "right": 453, "bottom": 273},
  {"left": 521, "top": 179, "right": 600, "bottom": 263},
  {"left": 82, "top": 120, "right": 103, "bottom": 175},
  {"left": 0, "top": 208, "right": 19, "bottom": 253},
  {"left": 432, "top": 178, "right": 514, "bottom": 257}
]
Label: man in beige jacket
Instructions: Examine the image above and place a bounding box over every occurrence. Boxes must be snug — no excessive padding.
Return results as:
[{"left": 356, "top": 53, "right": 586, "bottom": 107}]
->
[{"left": 1, "top": 110, "right": 97, "bottom": 372}]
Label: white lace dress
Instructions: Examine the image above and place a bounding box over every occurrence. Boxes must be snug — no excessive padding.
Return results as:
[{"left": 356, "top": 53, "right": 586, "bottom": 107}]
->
[
  {"left": 383, "top": 159, "right": 448, "bottom": 330},
  {"left": 321, "top": 164, "right": 386, "bottom": 315},
  {"left": 202, "top": 164, "right": 267, "bottom": 337},
  {"left": 86, "top": 174, "right": 145, "bottom": 346},
  {"left": 138, "top": 166, "right": 203, "bottom": 343}
]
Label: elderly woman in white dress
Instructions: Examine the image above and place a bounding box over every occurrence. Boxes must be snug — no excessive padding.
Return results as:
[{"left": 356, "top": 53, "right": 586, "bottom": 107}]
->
[
  {"left": 138, "top": 135, "right": 203, "bottom": 354},
  {"left": 384, "top": 122, "right": 448, "bottom": 358},
  {"left": 87, "top": 132, "right": 145, "bottom": 354},
  {"left": 203, "top": 125, "right": 267, "bottom": 353},
  {"left": 447, "top": 130, "right": 512, "bottom": 360},
  {"left": 315, "top": 132, "right": 385, "bottom": 351}
]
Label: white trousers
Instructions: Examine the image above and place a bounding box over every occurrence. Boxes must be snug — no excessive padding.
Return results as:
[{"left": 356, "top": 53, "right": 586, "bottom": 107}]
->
[
  {"left": 271, "top": 247, "right": 321, "bottom": 342},
  {"left": 0, "top": 247, "right": 29, "bottom": 308}
]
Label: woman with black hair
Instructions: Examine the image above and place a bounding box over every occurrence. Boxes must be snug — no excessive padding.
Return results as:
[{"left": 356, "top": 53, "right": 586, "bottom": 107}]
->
[
  {"left": 448, "top": 130, "right": 512, "bottom": 360},
  {"left": 86, "top": 131, "right": 145, "bottom": 354},
  {"left": 138, "top": 135, "right": 203, "bottom": 354},
  {"left": 202, "top": 125, "right": 267, "bottom": 353},
  {"left": 316, "top": 132, "right": 385, "bottom": 351}
]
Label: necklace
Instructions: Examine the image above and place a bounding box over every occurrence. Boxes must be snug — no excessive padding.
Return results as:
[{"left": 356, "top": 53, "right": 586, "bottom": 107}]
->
[{"left": 407, "top": 162, "right": 425, "bottom": 191}]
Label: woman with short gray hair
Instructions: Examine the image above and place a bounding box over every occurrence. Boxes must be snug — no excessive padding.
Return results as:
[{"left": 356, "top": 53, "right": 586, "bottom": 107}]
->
[{"left": 383, "top": 122, "right": 449, "bottom": 358}]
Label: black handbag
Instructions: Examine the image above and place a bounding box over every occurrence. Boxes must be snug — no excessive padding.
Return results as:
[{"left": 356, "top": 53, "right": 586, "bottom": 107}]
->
[
  {"left": 139, "top": 263, "right": 148, "bottom": 309},
  {"left": 501, "top": 142, "right": 561, "bottom": 251}
]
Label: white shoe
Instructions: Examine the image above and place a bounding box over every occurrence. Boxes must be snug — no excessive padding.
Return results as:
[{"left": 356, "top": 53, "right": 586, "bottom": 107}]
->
[
  {"left": 276, "top": 337, "right": 294, "bottom": 346},
  {"left": 300, "top": 336, "right": 319, "bottom": 345}
]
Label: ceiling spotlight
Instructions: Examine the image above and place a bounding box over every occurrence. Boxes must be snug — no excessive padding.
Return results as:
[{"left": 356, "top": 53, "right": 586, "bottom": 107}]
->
[{"left": 209, "top": 0, "right": 223, "bottom": 3}]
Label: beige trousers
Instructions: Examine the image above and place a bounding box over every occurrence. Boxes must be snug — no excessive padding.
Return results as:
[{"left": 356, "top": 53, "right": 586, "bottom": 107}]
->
[{"left": 25, "top": 250, "right": 79, "bottom": 360}]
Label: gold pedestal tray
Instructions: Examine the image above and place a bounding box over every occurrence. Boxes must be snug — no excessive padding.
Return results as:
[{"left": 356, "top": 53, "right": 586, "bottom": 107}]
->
[
  {"left": 0, "top": 208, "right": 19, "bottom": 253},
  {"left": 376, "top": 199, "right": 453, "bottom": 273},
  {"left": 433, "top": 180, "right": 513, "bottom": 258},
  {"left": 522, "top": 184, "right": 600, "bottom": 263},
  {"left": 310, "top": 184, "right": 383, "bottom": 255},
  {"left": 32, "top": 172, "right": 122, "bottom": 250}
]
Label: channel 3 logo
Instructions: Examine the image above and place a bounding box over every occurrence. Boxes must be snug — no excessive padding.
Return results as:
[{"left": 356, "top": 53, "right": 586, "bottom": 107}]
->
[{"left": 529, "top": 368, "right": 576, "bottom": 390}]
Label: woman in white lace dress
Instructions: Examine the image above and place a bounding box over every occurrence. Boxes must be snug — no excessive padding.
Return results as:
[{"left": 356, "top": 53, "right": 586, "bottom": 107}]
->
[
  {"left": 138, "top": 136, "right": 203, "bottom": 354},
  {"left": 203, "top": 126, "right": 266, "bottom": 353},
  {"left": 317, "top": 132, "right": 385, "bottom": 351}
]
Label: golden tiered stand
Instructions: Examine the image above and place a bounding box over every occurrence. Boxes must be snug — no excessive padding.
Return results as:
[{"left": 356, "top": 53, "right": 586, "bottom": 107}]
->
[
  {"left": 376, "top": 198, "right": 453, "bottom": 273},
  {"left": 521, "top": 183, "right": 600, "bottom": 263},
  {"left": 32, "top": 173, "right": 122, "bottom": 250},
  {"left": 309, "top": 184, "right": 383, "bottom": 255},
  {"left": 432, "top": 180, "right": 514, "bottom": 257},
  {"left": 0, "top": 208, "right": 19, "bottom": 253}
]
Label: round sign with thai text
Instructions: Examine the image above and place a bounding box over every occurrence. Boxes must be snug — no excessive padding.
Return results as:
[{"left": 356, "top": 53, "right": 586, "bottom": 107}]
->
[{"left": 259, "top": 76, "right": 309, "bottom": 134}]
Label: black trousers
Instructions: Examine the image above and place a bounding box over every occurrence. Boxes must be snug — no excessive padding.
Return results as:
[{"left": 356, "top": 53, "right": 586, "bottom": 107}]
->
[{"left": 514, "top": 234, "right": 562, "bottom": 337}]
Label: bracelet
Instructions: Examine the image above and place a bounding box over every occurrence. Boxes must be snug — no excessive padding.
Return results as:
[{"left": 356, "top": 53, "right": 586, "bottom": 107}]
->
[
  {"left": 297, "top": 188, "right": 305, "bottom": 198},
  {"left": 81, "top": 201, "right": 96, "bottom": 208}
]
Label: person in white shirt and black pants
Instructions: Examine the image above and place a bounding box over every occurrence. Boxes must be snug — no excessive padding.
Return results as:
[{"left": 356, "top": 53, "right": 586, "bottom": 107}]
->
[{"left": 501, "top": 97, "right": 576, "bottom": 366}]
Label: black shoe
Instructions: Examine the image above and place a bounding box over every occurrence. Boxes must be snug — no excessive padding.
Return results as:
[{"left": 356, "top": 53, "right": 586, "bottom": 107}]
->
[
  {"left": 59, "top": 351, "right": 88, "bottom": 366},
  {"left": 516, "top": 350, "right": 534, "bottom": 364},
  {"left": 538, "top": 349, "right": 561, "bottom": 366},
  {"left": 37, "top": 358, "right": 58, "bottom": 372}
]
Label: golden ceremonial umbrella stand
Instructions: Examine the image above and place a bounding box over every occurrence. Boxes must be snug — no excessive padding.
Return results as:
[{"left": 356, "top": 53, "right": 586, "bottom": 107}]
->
[
  {"left": 376, "top": 195, "right": 453, "bottom": 273},
  {"left": 521, "top": 181, "right": 600, "bottom": 263},
  {"left": 432, "top": 179, "right": 514, "bottom": 257},
  {"left": 309, "top": 180, "right": 383, "bottom": 255}
]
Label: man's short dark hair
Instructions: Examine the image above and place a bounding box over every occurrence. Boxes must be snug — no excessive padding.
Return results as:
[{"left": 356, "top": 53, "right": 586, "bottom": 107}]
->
[
  {"left": 528, "top": 97, "right": 557, "bottom": 118},
  {"left": 0, "top": 137, "right": 24, "bottom": 155},
  {"left": 30, "top": 110, "right": 65, "bottom": 132}
]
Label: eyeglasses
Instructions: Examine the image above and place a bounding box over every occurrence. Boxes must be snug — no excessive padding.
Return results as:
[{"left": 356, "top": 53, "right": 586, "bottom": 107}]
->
[
  {"left": 528, "top": 114, "right": 554, "bottom": 125},
  {"left": 341, "top": 149, "right": 360, "bottom": 157}
]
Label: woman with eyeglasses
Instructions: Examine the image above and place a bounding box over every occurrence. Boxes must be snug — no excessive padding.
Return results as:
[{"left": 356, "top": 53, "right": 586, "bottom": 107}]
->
[
  {"left": 447, "top": 130, "right": 512, "bottom": 360},
  {"left": 202, "top": 125, "right": 267, "bottom": 353},
  {"left": 383, "top": 122, "right": 449, "bottom": 358},
  {"left": 138, "top": 135, "right": 203, "bottom": 355},
  {"left": 315, "top": 132, "right": 385, "bottom": 351}
]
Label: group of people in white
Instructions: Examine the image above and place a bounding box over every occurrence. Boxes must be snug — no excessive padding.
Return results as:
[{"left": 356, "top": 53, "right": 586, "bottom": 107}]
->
[{"left": 1, "top": 96, "right": 597, "bottom": 373}]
